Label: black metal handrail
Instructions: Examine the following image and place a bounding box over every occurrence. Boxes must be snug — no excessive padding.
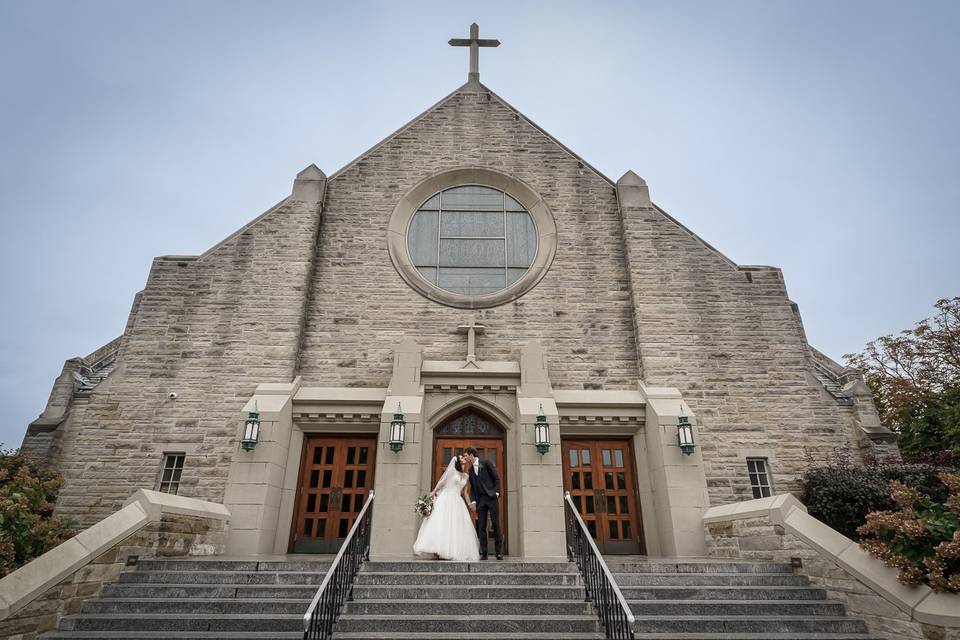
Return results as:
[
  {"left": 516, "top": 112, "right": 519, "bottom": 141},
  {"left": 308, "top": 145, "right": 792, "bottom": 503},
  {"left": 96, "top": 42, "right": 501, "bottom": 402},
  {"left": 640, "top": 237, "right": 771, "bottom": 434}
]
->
[
  {"left": 563, "top": 491, "right": 635, "bottom": 639},
  {"left": 303, "top": 490, "right": 375, "bottom": 640}
]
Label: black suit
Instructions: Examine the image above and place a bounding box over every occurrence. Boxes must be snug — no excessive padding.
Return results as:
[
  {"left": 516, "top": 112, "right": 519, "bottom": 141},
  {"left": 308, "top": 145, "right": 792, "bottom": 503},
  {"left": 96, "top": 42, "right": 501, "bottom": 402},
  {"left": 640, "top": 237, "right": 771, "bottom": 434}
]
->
[{"left": 469, "top": 458, "right": 503, "bottom": 557}]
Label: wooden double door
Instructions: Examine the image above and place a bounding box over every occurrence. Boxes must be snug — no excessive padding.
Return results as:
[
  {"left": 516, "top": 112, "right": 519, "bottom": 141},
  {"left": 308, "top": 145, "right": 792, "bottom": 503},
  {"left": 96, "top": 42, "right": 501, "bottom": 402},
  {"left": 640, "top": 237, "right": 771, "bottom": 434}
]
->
[
  {"left": 291, "top": 436, "right": 376, "bottom": 553},
  {"left": 562, "top": 438, "right": 644, "bottom": 554},
  {"left": 432, "top": 409, "right": 507, "bottom": 553}
]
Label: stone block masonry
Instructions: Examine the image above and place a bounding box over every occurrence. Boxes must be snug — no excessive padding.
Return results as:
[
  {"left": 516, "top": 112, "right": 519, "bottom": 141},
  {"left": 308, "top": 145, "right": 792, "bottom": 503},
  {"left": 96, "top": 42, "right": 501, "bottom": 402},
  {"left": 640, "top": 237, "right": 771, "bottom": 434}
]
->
[{"left": 49, "top": 191, "right": 322, "bottom": 525}]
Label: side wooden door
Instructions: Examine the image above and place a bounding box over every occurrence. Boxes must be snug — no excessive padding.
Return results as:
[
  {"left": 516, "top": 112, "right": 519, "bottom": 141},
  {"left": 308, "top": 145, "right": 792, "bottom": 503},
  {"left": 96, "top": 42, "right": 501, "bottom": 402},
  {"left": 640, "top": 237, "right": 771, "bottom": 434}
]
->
[
  {"left": 562, "top": 438, "right": 644, "bottom": 554},
  {"left": 291, "top": 436, "right": 376, "bottom": 553}
]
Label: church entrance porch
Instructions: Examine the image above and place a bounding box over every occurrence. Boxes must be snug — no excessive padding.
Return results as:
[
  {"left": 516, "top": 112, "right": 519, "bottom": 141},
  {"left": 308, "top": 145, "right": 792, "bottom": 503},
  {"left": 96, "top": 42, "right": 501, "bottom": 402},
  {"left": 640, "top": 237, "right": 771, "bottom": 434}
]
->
[
  {"left": 432, "top": 408, "right": 508, "bottom": 554},
  {"left": 290, "top": 435, "right": 377, "bottom": 553},
  {"left": 562, "top": 438, "right": 644, "bottom": 554}
]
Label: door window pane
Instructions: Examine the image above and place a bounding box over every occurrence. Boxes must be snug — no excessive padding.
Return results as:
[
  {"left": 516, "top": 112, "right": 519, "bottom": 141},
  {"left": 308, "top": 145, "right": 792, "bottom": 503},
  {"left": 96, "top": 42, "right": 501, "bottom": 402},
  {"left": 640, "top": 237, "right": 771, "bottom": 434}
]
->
[
  {"left": 602, "top": 449, "right": 612, "bottom": 466},
  {"left": 581, "top": 449, "right": 591, "bottom": 465},
  {"left": 609, "top": 521, "right": 619, "bottom": 539},
  {"left": 583, "top": 472, "right": 593, "bottom": 490},
  {"left": 569, "top": 449, "right": 578, "bottom": 468}
]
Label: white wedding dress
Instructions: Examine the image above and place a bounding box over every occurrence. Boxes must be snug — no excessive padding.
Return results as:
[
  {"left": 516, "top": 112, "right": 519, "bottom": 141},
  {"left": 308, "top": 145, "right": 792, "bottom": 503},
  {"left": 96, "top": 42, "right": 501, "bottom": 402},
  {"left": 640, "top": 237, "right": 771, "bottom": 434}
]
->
[{"left": 413, "top": 459, "right": 481, "bottom": 561}]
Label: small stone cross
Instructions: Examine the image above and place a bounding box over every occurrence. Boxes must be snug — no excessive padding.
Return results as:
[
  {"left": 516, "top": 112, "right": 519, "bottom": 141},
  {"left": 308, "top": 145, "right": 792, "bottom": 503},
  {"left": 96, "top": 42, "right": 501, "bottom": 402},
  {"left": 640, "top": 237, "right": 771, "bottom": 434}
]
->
[
  {"left": 449, "top": 22, "right": 500, "bottom": 84},
  {"left": 456, "top": 317, "right": 486, "bottom": 364}
]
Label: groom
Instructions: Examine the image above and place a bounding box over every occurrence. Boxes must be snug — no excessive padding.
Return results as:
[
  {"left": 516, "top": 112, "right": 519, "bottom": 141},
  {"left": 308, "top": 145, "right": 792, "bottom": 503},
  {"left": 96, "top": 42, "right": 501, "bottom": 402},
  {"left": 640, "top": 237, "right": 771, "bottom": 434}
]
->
[{"left": 463, "top": 447, "right": 503, "bottom": 560}]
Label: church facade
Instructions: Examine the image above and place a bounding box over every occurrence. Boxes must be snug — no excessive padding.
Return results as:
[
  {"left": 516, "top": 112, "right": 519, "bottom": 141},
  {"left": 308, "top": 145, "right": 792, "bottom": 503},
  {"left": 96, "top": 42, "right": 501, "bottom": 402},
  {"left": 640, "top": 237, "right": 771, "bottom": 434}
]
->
[{"left": 22, "top": 40, "right": 896, "bottom": 561}]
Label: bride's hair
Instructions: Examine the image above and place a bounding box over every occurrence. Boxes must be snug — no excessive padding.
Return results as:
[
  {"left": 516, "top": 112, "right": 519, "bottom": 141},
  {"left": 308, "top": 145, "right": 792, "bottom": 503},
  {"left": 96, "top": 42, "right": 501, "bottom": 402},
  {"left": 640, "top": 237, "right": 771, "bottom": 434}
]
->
[{"left": 453, "top": 457, "right": 463, "bottom": 472}]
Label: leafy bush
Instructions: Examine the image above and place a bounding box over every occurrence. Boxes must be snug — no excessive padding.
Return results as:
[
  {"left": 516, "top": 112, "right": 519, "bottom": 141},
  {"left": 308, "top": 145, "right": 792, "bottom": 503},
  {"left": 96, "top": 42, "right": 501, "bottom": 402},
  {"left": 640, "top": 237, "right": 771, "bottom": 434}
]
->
[
  {"left": 858, "top": 473, "right": 960, "bottom": 592},
  {"left": 799, "top": 450, "right": 955, "bottom": 539},
  {"left": 0, "top": 447, "right": 76, "bottom": 576}
]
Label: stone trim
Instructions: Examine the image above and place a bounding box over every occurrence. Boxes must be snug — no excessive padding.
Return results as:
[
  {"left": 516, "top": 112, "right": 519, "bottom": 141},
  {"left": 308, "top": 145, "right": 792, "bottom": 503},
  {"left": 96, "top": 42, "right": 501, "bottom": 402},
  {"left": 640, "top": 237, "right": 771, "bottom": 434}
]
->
[
  {"left": 386, "top": 167, "right": 558, "bottom": 309},
  {"left": 703, "top": 494, "right": 960, "bottom": 636},
  {"left": 0, "top": 489, "right": 229, "bottom": 634}
]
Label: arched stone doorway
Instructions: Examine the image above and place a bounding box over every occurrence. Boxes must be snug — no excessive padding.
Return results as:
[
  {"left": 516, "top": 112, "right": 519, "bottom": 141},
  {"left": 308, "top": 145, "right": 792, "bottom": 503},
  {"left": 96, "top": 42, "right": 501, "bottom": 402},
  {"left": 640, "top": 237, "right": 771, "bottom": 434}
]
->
[{"left": 432, "top": 407, "right": 508, "bottom": 554}]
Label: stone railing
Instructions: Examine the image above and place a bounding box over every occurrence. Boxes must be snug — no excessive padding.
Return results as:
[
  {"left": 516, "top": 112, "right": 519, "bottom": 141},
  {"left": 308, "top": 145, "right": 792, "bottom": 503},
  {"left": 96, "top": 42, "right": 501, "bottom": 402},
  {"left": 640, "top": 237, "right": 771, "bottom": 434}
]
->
[
  {"left": 0, "top": 489, "right": 230, "bottom": 640},
  {"left": 703, "top": 494, "right": 960, "bottom": 640}
]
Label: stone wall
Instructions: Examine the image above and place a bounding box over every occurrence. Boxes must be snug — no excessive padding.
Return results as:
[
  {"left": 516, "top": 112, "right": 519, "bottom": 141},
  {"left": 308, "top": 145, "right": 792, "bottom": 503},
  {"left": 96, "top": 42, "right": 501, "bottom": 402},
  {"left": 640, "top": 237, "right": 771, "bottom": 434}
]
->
[
  {"left": 297, "top": 86, "right": 641, "bottom": 392},
  {"left": 616, "top": 175, "right": 863, "bottom": 504},
  {"left": 705, "top": 506, "right": 960, "bottom": 640},
  {"left": 50, "top": 192, "right": 323, "bottom": 525},
  {"left": 0, "top": 513, "right": 226, "bottom": 640}
]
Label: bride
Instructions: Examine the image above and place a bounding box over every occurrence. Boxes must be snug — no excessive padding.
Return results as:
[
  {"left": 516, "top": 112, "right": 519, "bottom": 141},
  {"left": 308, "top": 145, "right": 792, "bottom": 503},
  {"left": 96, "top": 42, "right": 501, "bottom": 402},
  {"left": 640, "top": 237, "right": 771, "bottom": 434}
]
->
[{"left": 413, "top": 455, "right": 480, "bottom": 561}]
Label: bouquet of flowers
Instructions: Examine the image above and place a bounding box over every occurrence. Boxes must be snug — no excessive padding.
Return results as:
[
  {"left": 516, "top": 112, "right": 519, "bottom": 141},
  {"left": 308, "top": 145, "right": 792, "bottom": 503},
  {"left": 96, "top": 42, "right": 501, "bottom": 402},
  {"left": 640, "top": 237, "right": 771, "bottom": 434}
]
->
[{"left": 414, "top": 493, "right": 435, "bottom": 518}]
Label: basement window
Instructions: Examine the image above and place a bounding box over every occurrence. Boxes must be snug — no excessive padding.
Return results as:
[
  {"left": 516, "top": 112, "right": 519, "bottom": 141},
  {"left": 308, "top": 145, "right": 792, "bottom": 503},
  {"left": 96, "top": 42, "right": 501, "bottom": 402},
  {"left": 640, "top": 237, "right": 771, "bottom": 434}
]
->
[
  {"left": 158, "top": 453, "right": 186, "bottom": 494},
  {"left": 747, "top": 458, "right": 773, "bottom": 498}
]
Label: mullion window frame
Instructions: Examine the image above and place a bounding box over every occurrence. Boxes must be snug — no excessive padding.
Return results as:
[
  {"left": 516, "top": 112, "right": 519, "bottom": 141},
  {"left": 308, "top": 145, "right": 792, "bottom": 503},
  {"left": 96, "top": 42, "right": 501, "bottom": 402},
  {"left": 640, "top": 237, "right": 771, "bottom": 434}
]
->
[
  {"left": 746, "top": 457, "right": 773, "bottom": 498},
  {"left": 158, "top": 452, "right": 186, "bottom": 495}
]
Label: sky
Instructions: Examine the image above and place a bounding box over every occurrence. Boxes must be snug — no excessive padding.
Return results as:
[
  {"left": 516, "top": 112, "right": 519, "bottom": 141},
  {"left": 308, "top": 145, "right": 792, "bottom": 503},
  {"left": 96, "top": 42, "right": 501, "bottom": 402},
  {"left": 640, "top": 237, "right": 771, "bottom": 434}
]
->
[{"left": 1, "top": 1, "right": 958, "bottom": 449}]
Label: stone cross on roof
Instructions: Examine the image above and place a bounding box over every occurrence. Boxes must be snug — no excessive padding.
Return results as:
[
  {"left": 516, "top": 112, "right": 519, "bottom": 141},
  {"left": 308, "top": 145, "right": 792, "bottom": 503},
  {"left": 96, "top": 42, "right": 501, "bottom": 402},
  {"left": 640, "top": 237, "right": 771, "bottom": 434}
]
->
[{"left": 449, "top": 22, "right": 500, "bottom": 85}]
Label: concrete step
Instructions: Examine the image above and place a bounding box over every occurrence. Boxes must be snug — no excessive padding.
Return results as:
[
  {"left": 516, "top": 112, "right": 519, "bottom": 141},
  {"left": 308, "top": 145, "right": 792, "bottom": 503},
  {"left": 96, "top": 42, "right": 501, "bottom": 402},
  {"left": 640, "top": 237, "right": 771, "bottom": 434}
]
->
[
  {"left": 607, "top": 561, "right": 794, "bottom": 574},
  {"left": 100, "top": 583, "right": 320, "bottom": 599},
  {"left": 81, "top": 597, "right": 311, "bottom": 615},
  {"left": 343, "top": 598, "right": 593, "bottom": 616},
  {"left": 631, "top": 615, "right": 869, "bottom": 634},
  {"left": 351, "top": 583, "right": 586, "bottom": 600},
  {"left": 626, "top": 599, "right": 846, "bottom": 617},
  {"left": 133, "top": 559, "right": 331, "bottom": 572},
  {"left": 620, "top": 585, "right": 829, "bottom": 600},
  {"left": 361, "top": 561, "right": 576, "bottom": 573},
  {"left": 633, "top": 635, "right": 880, "bottom": 640},
  {"left": 58, "top": 613, "right": 302, "bottom": 633},
  {"left": 333, "top": 614, "right": 599, "bottom": 634},
  {"left": 353, "top": 571, "right": 580, "bottom": 586},
  {"left": 118, "top": 570, "right": 326, "bottom": 585},
  {"left": 45, "top": 633, "right": 302, "bottom": 640},
  {"left": 332, "top": 634, "right": 605, "bottom": 640},
  {"left": 616, "top": 573, "right": 809, "bottom": 586}
]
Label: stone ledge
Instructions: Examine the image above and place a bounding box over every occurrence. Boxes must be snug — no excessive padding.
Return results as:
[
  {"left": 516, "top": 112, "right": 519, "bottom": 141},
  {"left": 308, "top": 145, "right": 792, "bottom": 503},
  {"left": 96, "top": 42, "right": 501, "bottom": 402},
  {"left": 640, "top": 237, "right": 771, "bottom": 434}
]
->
[
  {"left": 703, "top": 493, "right": 960, "bottom": 628},
  {"left": 0, "top": 489, "right": 229, "bottom": 621}
]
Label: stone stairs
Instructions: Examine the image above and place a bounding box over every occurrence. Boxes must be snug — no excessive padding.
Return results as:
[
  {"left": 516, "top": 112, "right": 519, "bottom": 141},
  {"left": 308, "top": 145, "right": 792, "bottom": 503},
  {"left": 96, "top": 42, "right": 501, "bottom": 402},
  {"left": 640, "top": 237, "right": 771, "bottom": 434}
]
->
[
  {"left": 42, "top": 555, "right": 882, "bottom": 640},
  {"left": 44, "top": 557, "right": 331, "bottom": 639},
  {"left": 331, "top": 560, "right": 604, "bottom": 639},
  {"left": 610, "top": 559, "right": 878, "bottom": 640}
]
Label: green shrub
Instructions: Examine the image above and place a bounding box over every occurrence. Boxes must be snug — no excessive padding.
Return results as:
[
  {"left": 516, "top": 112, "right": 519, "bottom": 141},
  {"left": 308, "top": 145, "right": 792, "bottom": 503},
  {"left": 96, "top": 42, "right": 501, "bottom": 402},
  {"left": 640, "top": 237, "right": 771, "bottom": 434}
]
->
[
  {"left": 858, "top": 473, "right": 960, "bottom": 592},
  {"left": 799, "top": 451, "right": 955, "bottom": 539},
  {"left": 0, "top": 447, "right": 76, "bottom": 576}
]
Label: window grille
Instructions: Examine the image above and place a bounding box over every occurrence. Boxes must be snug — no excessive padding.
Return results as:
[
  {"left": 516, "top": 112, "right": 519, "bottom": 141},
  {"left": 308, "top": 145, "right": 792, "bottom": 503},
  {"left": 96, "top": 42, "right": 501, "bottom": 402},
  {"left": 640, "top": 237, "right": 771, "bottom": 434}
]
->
[
  {"left": 747, "top": 458, "right": 772, "bottom": 498},
  {"left": 158, "top": 453, "right": 185, "bottom": 494}
]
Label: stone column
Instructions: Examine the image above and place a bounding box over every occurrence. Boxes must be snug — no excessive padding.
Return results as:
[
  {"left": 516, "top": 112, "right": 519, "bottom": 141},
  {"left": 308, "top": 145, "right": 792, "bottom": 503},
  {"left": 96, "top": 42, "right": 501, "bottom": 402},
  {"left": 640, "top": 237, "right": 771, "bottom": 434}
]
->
[
  {"left": 516, "top": 340, "right": 566, "bottom": 562},
  {"left": 369, "top": 337, "right": 425, "bottom": 560},
  {"left": 223, "top": 378, "right": 301, "bottom": 555},
  {"left": 640, "top": 383, "right": 710, "bottom": 557}
]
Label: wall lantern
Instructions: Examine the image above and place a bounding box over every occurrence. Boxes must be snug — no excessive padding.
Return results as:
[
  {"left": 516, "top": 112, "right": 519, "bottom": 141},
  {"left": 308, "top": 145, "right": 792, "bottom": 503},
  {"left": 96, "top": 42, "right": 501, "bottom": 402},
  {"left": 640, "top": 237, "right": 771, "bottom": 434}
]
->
[
  {"left": 240, "top": 401, "right": 260, "bottom": 452},
  {"left": 677, "top": 405, "right": 695, "bottom": 456},
  {"left": 389, "top": 402, "right": 406, "bottom": 453},
  {"left": 534, "top": 404, "right": 551, "bottom": 455}
]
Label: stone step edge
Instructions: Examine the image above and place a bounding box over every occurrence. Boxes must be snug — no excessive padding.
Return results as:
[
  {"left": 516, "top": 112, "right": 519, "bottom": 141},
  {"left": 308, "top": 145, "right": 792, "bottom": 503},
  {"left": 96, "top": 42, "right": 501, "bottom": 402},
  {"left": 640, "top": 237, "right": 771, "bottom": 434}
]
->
[
  {"left": 624, "top": 599, "right": 846, "bottom": 605},
  {"left": 632, "top": 635, "right": 879, "bottom": 640},
  {"left": 630, "top": 615, "right": 864, "bottom": 621},
  {"left": 86, "top": 597, "right": 311, "bottom": 603},
  {"left": 333, "top": 627, "right": 604, "bottom": 640},
  {"left": 43, "top": 634, "right": 303, "bottom": 639},
  {"left": 336, "top": 614, "right": 600, "bottom": 620},
  {"left": 357, "top": 571, "right": 581, "bottom": 576}
]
